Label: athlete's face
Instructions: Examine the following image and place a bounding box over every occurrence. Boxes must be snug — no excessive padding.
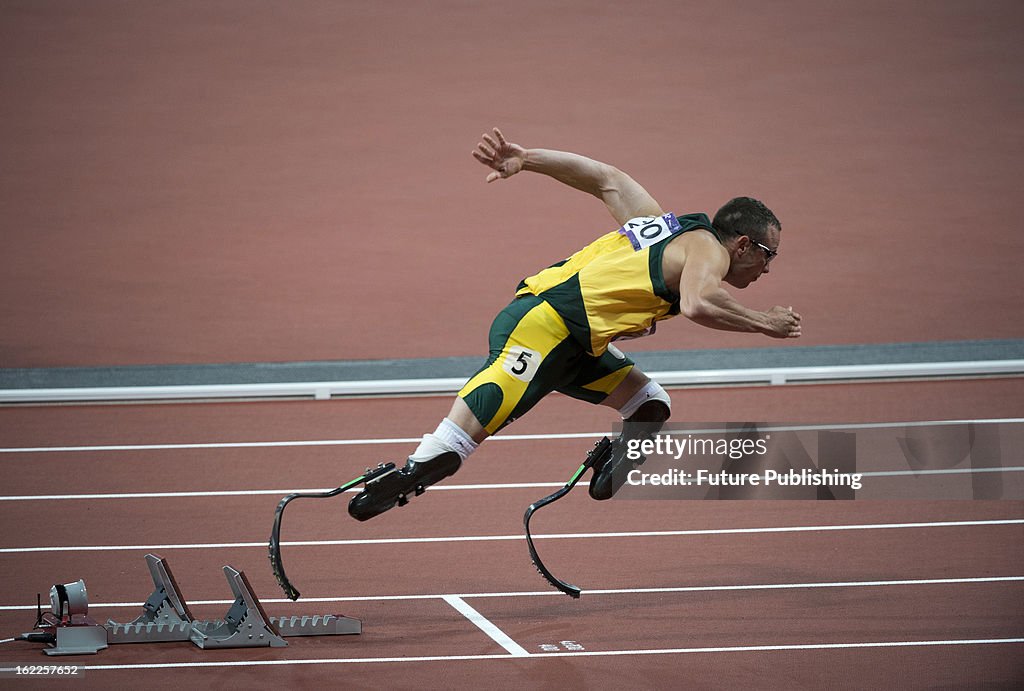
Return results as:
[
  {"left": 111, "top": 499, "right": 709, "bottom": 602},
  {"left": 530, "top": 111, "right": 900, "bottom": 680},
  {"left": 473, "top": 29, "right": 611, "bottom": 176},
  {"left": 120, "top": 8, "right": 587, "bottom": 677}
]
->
[{"left": 725, "top": 227, "right": 780, "bottom": 289}]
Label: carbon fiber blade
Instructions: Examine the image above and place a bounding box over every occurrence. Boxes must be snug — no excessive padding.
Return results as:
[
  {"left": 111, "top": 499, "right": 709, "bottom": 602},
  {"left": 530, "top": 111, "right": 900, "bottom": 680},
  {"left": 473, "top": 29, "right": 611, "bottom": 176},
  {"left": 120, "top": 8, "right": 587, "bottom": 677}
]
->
[{"left": 268, "top": 462, "right": 396, "bottom": 600}]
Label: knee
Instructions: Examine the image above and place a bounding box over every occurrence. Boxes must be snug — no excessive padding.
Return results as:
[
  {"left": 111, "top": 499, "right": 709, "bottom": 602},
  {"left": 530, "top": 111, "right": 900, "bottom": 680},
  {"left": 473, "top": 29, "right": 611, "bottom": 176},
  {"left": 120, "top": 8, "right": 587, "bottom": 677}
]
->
[
  {"left": 627, "top": 397, "right": 671, "bottom": 424},
  {"left": 618, "top": 379, "right": 672, "bottom": 423}
]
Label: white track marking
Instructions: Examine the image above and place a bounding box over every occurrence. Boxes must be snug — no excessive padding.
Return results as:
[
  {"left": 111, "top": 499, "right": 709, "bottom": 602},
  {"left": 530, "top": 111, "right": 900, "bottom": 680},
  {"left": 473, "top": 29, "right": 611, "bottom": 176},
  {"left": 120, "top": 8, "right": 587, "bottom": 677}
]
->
[
  {"left": 0, "top": 638, "right": 1019, "bottom": 673},
  {"left": 860, "top": 467, "right": 1024, "bottom": 478},
  {"left": 0, "top": 519, "right": 1020, "bottom": 554},
  {"left": 0, "top": 432, "right": 599, "bottom": 454},
  {"left": 1, "top": 575, "right": 1020, "bottom": 611},
  {"left": 1, "top": 417, "right": 1021, "bottom": 454},
  {"left": 442, "top": 595, "right": 530, "bottom": 657},
  {"left": 3, "top": 465, "right": 1024, "bottom": 502},
  {"left": 0, "top": 483, "right": 565, "bottom": 502}
]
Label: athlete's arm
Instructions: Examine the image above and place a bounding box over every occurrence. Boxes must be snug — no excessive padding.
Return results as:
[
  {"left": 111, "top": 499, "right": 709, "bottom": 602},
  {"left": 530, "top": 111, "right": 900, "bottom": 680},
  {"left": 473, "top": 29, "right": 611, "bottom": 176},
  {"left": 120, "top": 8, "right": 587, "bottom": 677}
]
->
[
  {"left": 677, "top": 232, "right": 802, "bottom": 338},
  {"left": 473, "top": 128, "right": 662, "bottom": 225}
]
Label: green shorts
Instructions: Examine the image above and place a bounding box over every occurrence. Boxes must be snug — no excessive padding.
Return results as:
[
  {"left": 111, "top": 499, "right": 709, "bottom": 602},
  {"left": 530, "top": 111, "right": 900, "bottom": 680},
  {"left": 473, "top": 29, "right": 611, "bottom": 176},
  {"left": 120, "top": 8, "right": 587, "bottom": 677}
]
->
[{"left": 458, "top": 294, "right": 635, "bottom": 434}]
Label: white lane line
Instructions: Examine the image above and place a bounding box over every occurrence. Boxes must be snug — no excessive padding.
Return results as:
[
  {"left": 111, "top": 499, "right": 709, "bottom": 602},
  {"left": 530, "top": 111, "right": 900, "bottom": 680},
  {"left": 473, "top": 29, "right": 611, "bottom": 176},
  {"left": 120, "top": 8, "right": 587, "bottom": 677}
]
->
[
  {"left": 1, "top": 638, "right": 1020, "bottom": 672},
  {"left": 2, "top": 417, "right": 1021, "bottom": 454},
  {"left": 2, "top": 575, "right": 1020, "bottom": 611},
  {"left": 0, "top": 436, "right": 424, "bottom": 454},
  {"left": 4, "top": 465, "right": 1023, "bottom": 502},
  {"left": 6, "top": 464, "right": 1024, "bottom": 503},
  {"left": 0, "top": 483, "right": 565, "bottom": 502},
  {"left": 0, "top": 519, "right": 1020, "bottom": 554},
  {"left": 859, "top": 467, "right": 1024, "bottom": 478},
  {"left": 442, "top": 595, "right": 530, "bottom": 657},
  {"left": 0, "top": 432, "right": 600, "bottom": 454}
]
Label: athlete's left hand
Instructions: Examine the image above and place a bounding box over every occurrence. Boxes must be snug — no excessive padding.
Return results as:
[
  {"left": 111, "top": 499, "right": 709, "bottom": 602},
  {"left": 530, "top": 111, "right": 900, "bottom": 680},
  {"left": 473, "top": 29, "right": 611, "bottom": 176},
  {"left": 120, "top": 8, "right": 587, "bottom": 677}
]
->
[{"left": 473, "top": 128, "right": 526, "bottom": 182}]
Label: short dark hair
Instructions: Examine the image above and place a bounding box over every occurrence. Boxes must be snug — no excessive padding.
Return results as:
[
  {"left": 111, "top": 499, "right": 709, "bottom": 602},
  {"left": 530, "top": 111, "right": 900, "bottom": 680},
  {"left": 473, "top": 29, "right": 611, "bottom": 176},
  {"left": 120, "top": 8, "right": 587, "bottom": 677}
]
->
[{"left": 712, "top": 197, "right": 781, "bottom": 242}]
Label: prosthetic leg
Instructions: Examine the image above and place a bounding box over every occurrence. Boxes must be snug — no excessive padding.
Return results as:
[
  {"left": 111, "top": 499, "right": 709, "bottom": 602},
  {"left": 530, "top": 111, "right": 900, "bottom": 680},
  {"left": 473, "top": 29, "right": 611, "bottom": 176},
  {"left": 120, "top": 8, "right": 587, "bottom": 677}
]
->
[
  {"left": 269, "top": 454, "right": 462, "bottom": 600},
  {"left": 269, "top": 462, "right": 396, "bottom": 600},
  {"left": 524, "top": 437, "right": 612, "bottom": 597}
]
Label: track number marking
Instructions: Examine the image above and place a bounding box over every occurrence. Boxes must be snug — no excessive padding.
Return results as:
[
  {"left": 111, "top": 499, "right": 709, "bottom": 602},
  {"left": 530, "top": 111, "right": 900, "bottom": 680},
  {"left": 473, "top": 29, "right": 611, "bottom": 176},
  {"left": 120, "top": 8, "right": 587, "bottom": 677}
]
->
[{"left": 538, "top": 640, "right": 586, "bottom": 652}]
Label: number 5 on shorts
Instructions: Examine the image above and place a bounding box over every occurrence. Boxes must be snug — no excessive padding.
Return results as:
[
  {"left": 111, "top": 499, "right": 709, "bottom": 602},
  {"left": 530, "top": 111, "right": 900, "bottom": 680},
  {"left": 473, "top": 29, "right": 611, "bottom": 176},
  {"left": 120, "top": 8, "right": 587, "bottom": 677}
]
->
[{"left": 503, "top": 346, "right": 542, "bottom": 382}]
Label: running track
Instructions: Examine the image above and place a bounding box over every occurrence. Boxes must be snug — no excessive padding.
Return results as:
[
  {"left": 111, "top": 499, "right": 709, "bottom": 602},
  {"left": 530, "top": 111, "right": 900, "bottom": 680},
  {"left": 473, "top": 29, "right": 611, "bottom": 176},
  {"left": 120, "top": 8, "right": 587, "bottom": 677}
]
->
[
  {"left": 2, "top": 1, "right": 1023, "bottom": 687},
  {"left": 1, "top": 379, "right": 1021, "bottom": 687}
]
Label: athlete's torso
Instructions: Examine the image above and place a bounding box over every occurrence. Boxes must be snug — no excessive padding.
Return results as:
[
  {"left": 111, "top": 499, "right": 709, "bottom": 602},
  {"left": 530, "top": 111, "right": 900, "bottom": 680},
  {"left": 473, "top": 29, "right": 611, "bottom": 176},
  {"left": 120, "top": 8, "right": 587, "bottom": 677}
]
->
[{"left": 516, "top": 212, "right": 718, "bottom": 355}]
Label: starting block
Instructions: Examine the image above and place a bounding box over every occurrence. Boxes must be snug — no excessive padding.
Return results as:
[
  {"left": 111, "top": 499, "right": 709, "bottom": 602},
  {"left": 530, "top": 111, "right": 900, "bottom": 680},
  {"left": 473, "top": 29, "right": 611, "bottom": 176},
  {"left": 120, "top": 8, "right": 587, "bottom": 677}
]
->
[
  {"left": 104, "top": 553, "right": 195, "bottom": 644},
  {"left": 190, "top": 566, "right": 288, "bottom": 648},
  {"left": 22, "top": 554, "right": 360, "bottom": 656}
]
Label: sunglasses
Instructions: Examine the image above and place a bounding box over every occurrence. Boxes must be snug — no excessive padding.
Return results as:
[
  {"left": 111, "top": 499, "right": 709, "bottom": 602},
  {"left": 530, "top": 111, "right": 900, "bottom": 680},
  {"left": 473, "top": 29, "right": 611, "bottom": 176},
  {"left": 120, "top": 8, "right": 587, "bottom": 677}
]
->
[{"left": 751, "top": 239, "right": 778, "bottom": 264}]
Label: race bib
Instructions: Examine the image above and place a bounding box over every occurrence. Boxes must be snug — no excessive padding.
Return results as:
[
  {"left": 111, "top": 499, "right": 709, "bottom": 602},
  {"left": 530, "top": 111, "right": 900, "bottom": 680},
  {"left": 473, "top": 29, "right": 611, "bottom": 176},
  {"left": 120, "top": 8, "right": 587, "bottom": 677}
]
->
[
  {"left": 617, "top": 213, "right": 682, "bottom": 251},
  {"left": 502, "top": 346, "right": 542, "bottom": 382}
]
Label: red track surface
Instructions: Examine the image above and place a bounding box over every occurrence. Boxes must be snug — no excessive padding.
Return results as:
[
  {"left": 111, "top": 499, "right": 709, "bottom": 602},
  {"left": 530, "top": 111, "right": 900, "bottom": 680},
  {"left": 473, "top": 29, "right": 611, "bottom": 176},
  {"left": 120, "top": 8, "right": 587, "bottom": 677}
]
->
[
  {"left": 3, "top": 1, "right": 1024, "bottom": 366},
  {"left": 2, "top": 1, "right": 1023, "bottom": 687},
  {"left": 1, "top": 380, "right": 1022, "bottom": 687}
]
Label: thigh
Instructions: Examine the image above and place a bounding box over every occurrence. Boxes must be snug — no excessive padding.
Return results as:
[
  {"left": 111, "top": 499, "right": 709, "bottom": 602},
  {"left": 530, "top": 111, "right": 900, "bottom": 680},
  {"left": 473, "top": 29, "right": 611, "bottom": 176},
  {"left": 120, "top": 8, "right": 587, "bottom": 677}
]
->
[
  {"left": 558, "top": 343, "right": 637, "bottom": 406},
  {"left": 458, "top": 296, "right": 586, "bottom": 435}
]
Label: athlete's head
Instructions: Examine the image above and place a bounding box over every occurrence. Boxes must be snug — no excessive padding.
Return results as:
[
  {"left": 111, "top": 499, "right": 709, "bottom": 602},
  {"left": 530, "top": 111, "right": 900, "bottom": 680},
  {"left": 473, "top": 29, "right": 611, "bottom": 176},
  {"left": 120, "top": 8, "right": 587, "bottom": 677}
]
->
[{"left": 712, "top": 197, "right": 781, "bottom": 288}]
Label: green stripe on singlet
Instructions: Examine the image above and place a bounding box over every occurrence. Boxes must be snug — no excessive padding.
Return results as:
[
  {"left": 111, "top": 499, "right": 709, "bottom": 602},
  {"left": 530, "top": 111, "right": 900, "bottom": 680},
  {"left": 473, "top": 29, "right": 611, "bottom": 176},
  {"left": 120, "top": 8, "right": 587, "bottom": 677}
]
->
[{"left": 534, "top": 273, "right": 592, "bottom": 353}]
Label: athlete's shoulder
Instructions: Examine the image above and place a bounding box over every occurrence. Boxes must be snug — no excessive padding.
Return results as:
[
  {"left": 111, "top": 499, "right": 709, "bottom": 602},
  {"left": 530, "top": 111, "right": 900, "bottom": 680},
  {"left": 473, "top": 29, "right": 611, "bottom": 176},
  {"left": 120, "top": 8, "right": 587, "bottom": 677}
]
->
[
  {"left": 666, "top": 227, "right": 730, "bottom": 275},
  {"left": 677, "top": 226, "right": 727, "bottom": 251}
]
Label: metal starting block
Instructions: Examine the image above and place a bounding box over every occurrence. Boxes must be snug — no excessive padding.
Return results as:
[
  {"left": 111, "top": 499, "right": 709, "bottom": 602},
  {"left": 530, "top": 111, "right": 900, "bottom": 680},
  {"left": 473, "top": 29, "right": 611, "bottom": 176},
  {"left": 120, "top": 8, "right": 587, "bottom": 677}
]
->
[
  {"left": 23, "top": 553, "right": 361, "bottom": 656},
  {"left": 105, "top": 553, "right": 195, "bottom": 644},
  {"left": 106, "top": 554, "right": 362, "bottom": 649},
  {"left": 190, "top": 566, "right": 288, "bottom": 648}
]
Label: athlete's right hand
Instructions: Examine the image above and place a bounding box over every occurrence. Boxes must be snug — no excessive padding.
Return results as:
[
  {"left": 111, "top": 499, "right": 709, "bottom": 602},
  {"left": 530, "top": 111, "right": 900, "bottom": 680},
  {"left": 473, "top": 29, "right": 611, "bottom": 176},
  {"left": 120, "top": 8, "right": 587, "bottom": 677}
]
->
[
  {"left": 473, "top": 128, "right": 527, "bottom": 182},
  {"left": 765, "top": 305, "right": 802, "bottom": 338}
]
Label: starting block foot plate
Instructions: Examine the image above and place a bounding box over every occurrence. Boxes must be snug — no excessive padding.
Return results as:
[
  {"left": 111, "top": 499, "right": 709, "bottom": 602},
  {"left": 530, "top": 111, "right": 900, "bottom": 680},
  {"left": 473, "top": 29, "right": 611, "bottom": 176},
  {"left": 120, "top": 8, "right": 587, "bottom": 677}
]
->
[{"left": 190, "top": 566, "right": 288, "bottom": 649}]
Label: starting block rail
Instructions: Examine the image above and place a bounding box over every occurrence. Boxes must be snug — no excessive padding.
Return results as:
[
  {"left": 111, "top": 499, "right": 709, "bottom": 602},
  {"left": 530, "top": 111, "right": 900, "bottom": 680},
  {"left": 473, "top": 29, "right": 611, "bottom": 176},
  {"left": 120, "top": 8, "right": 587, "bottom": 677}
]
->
[{"left": 24, "top": 553, "right": 360, "bottom": 656}]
